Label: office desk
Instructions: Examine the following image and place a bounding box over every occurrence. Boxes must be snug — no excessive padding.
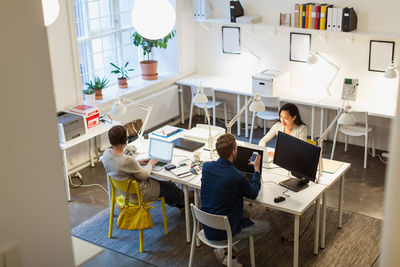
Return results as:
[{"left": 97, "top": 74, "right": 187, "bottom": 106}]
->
[
  {"left": 176, "top": 73, "right": 328, "bottom": 140},
  {"left": 128, "top": 128, "right": 351, "bottom": 267},
  {"left": 189, "top": 154, "right": 350, "bottom": 267},
  {"left": 60, "top": 121, "right": 119, "bottom": 201}
]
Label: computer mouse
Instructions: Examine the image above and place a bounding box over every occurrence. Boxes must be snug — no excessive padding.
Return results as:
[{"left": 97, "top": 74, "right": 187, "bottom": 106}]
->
[{"left": 274, "top": 196, "right": 286, "bottom": 203}]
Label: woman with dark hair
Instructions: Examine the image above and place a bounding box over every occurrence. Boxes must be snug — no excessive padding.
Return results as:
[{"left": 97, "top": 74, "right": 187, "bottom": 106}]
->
[{"left": 258, "top": 103, "right": 307, "bottom": 147}]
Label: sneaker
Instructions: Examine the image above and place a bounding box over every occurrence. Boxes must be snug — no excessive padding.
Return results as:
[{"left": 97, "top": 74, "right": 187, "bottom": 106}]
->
[
  {"left": 214, "top": 248, "right": 226, "bottom": 263},
  {"left": 222, "top": 256, "right": 242, "bottom": 267}
]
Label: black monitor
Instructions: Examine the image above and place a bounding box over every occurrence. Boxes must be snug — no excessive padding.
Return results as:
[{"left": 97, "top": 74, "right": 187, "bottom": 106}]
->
[{"left": 273, "top": 131, "right": 321, "bottom": 192}]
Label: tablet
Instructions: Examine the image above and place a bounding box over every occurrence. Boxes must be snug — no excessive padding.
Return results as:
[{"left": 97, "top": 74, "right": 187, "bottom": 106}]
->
[{"left": 172, "top": 138, "right": 204, "bottom": 152}]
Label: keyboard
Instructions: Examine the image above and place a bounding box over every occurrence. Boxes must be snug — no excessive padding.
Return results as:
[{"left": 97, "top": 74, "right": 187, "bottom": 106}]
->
[
  {"left": 153, "top": 161, "right": 168, "bottom": 171},
  {"left": 279, "top": 178, "right": 309, "bottom": 192}
]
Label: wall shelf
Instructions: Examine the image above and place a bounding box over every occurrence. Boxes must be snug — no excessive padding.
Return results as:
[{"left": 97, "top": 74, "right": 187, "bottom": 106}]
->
[{"left": 193, "top": 18, "right": 400, "bottom": 41}]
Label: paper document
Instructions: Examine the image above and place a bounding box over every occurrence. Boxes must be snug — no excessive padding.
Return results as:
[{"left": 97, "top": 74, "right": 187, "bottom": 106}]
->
[
  {"left": 170, "top": 166, "right": 192, "bottom": 177},
  {"left": 152, "top": 125, "right": 181, "bottom": 138},
  {"left": 318, "top": 158, "right": 344, "bottom": 174},
  {"left": 183, "top": 127, "right": 222, "bottom": 141}
]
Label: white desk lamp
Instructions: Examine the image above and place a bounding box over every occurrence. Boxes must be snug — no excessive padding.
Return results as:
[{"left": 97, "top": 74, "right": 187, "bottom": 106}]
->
[
  {"left": 384, "top": 62, "right": 398, "bottom": 79},
  {"left": 315, "top": 100, "right": 356, "bottom": 183},
  {"left": 227, "top": 94, "right": 265, "bottom": 135},
  {"left": 111, "top": 97, "right": 152, "bottom": 144},
  {"left": 307, "top": 51, "right": 341, "bottom": 96},
  {"left": 193, "top": 84, "right": 215, "bottom": 159}
]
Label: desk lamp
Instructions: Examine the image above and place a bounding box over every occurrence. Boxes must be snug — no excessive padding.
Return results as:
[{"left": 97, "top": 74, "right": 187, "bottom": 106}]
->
[
  {"left": 384, "top": 62, "right": 398, "bottom": 79},
  {"left": 226, "top": 94, "right": 265, "bottom": 136},
  {"left": 111, "top": 97, "right": 152, "bottom": 144},
  {"left": 193, "top": 84, "right": 215, "bottom": 159},
  {"left": 42, "top": 0, "right": 60, "bottom": 26},
  {"left": 307, "top": 51, "right": 341, "bottom": 96}
]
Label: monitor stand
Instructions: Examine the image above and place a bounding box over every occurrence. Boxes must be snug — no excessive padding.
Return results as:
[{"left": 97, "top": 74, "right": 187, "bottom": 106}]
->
[{"left": 279, "top": 177, "right": 309, "bottom": 192}]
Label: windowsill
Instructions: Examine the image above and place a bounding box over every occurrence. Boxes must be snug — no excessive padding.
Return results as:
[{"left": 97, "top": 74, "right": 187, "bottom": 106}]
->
[{"left": 84, "top": 72, "right": 185, "bottom": 111}]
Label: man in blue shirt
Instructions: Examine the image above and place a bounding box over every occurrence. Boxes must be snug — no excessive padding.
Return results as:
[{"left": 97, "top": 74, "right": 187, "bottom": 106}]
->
[{"left": 201, "top": 134, "right": 270, "bottom": 266}]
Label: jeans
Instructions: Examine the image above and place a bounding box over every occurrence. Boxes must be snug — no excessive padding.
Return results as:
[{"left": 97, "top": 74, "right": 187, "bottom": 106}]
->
[
  {"left": 158, "top": 180, "right": 184, "bottom": 208},
  {"left": 233, "top": 219, "right": 271, "bottom": 252}
]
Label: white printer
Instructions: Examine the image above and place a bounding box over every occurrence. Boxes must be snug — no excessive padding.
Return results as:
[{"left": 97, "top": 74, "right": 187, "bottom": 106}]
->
[
  {"left": 252, "top": 70, "right": 288, "bottom": 97},
  {"left": 57, "top": 111, "right": 87, "bottom": 143}
]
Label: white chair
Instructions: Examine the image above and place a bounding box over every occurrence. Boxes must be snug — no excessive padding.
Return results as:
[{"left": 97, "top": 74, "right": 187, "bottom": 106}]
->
[
  {"left": 188, "top": 86, "right": 227, "bottom": 129},
  {"left": 188, "top": 204, "right": 255, "bottom": 267},
  {"left": 249, "top": 96, "right": 280, "bottom": 143},
  {"left": 330, "top": 112, "right": 375, "bottom": 169}
]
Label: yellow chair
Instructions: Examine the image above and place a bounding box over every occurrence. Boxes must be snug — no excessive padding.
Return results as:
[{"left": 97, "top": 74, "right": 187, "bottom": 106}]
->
[
  {"left": 108, "top": 175, "right": 168, "bottom": 252},
  {"left": 306, "top": 139, "right": 317, "bottom": 145}
]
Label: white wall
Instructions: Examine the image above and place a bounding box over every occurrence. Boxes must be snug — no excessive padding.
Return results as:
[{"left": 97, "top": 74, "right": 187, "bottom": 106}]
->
[
  {"left": 192, "top": 0, "right": 400, "bottom": 150},
  {"left": 0, "top": 0, "right": 74, "bottom": 266}
]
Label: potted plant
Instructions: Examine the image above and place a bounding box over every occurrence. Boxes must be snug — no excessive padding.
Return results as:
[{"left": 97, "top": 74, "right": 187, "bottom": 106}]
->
[
  {"left": 110, "top": 62, "right": 134, "bottom": 88},
  {"left": 85, "top": 76, "right": 110, "bottom": 100},
  {"left": 132, "top": 30, "right": 176, "bottom": 80},
  {"left": 83, "top": 88, "right": 95, "bottom": 104}
]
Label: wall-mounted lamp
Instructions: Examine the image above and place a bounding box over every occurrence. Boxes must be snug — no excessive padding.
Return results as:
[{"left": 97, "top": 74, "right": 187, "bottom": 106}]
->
[
  {"left": 307, "top": 51, "right": 341, "bottom": 96},
  {"left": 131, "top": 0, "right": 176, "bottom": 40},
  {"left": 41, "top": 0, "right": 60, "bottom": 26},
  {"left": 384, "top": 62, "right": 398, "bottom": 79}
]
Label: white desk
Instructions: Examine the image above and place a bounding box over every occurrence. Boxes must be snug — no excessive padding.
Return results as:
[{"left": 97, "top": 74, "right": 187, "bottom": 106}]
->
[
  {"left": 129, "top": 128, "right": 351, "bottom": 267},
  {"left": 60, "top": 121, "right": 119, "bottom": 201},
  {"left": 176, "top": 73, "right": 329, "bottom": 140}
]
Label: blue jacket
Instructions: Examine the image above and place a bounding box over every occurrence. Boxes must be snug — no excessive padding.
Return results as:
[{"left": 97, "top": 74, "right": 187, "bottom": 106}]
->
[{"left": 200, "top": 157, "right": 261, "bottom": 241}]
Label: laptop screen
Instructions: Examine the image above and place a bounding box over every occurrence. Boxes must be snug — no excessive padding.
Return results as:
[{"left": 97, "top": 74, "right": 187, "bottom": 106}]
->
[{"left": 148, "top": 138, "right": 173, "bottom": 163}]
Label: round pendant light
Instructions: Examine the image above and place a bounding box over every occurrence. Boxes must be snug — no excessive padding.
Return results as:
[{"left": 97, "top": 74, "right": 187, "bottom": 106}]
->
[
  {"left": 131, "top": 0, "right": 176, "bottom": 40},
  {"left": 42, "top": 0, "right": 60, "bottom": 26}
]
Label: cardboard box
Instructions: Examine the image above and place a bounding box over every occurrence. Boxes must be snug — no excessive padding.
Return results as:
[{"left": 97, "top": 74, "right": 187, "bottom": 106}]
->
[{"left": 69, "top": 104, "right": 100, "bottom": 129}]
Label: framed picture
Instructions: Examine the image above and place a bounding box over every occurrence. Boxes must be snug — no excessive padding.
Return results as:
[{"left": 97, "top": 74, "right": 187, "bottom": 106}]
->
[
  {"left": 368, "top": 40, "right": 395, "bottom": 72},
  {"left": 222, "top": 26, "right": 241, "bottom": 54},
  {"left": 289, "top": 32, "right": 311, "bottom": 63}
]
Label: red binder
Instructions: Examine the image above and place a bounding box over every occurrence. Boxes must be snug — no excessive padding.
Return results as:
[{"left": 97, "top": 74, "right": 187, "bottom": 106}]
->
[{"left": 315, "top": 5, "right": 320, "bottom": 29}]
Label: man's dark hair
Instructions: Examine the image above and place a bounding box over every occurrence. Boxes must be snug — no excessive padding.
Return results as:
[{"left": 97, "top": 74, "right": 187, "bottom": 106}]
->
[
  {"left": 216, "top": 133, "right": 236, "bottom": 159},
  {"left": 108, "top": 125, "right": 127, "bottom": 146}
]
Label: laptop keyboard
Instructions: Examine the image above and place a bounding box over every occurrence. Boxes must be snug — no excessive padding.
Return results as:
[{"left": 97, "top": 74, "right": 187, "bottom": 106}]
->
[{"left": 155, "top": 161, "right": 167, "bottom": 167}]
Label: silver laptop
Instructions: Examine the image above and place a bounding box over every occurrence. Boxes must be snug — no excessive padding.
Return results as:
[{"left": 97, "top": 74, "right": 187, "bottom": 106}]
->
[{"left": 148, "top": 138, "right": 174, "bottom": 171}]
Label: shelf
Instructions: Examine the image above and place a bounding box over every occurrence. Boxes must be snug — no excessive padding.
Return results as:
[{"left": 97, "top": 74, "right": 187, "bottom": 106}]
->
[{"left": 192, "top": 18, "right": 400, "bottom": 41}]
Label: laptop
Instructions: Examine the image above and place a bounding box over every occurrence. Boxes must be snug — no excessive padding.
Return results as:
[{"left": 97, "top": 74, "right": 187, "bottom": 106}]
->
[
  {"left": 172, "top": 137, "right": 204, "bottom": 152},
  {"left": 148, "top": 138, "right": 174, "bottom": 171},
  {"left": 233, "top": 143, "right": 264, "bottom": 181}
]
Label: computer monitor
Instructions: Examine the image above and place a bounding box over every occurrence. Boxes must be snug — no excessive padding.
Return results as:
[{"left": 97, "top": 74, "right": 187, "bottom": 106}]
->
[
  {"left": 233, "top": 142, "right": 264, "bottom": 179},
  {"left": 273, "top": 132, "right": 321, "bottom": 192}
]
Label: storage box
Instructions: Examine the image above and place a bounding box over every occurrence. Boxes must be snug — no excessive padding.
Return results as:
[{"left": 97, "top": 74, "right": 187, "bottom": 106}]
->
[
  {"left": 69, "top": 104, "right": 100, "bottom": 129},
  {"left": 252, "top": 70, "right": 288, "bottom": 97}
]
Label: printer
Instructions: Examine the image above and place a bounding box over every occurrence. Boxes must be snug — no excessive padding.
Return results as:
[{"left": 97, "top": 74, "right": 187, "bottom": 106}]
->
[
  {"left": 57, "top": 111, "right": 87, "bottom": 143},
  {"left": 252, "top": 70, "right": 288, "bottom": 97}
]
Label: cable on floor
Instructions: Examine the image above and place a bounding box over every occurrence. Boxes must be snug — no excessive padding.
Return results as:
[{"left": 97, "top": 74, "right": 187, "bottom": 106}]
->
[
  {"left": 281, "top": 209, "right": 316, "bottom": 246},
  {"left": 69, "top": 172, "right": 109, "bottom": 197}
]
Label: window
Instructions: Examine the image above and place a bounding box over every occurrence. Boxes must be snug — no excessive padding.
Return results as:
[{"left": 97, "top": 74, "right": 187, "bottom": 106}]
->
[{"left": 73, "top": 0, "right": 140, "bottom": 89}]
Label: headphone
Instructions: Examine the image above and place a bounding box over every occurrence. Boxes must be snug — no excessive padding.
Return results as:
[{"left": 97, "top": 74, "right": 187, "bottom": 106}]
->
[{"left": 118, "top": 125, "right": 128, "bottom": 145}]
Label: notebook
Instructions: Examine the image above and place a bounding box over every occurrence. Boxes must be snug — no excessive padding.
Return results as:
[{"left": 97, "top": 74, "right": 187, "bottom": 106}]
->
[
  {"left": 172, "top": 138, "right": 204, "bottom": 152},
  {"left": 148, "top": 138, "right": 174, "bottom": 171}
]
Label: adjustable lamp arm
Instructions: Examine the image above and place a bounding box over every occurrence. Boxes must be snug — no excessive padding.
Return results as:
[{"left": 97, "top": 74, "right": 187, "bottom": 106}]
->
[
  {"left": 316, "top": 108, "right": 344, "bottom": 144},
  {"left": 313, "top": 52, "right": 341, "bottom": 96},
  {"left": 227, "top": 96, "right": 255, "bottom": 134},
  {"left": 118, "top": 97, "right": 153, "bottom": 140}
]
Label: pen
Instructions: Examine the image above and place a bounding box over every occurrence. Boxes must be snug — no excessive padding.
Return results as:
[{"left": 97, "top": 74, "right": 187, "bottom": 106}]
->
[{"left": 177, "top": 171, "right": 190, "bottom": 176}]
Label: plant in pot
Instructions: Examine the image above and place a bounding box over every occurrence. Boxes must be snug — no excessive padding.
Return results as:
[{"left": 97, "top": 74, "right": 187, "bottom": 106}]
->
[
  {"left": 132, "top": 30, "right": 176, "bottom": 80},
  {"left": 83, "top": 88, "right": 95, "bottom": 103},
  {"left": 85, "top": 76, "right": 110, "bottom": 100},
  {"left": 110, "top": 62, "right": 134, "bottom": 88}
]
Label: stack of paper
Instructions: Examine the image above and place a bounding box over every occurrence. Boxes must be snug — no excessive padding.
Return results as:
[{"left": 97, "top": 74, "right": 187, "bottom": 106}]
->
[
  {"left": 236, "top": 15, "right": 262, "bottom": 24},
  {"left": 152, "top": 125, "right": 181, "bottom": 138},
  {"left": 183, "top": 127, "right": 222, "bottom": 142}
]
